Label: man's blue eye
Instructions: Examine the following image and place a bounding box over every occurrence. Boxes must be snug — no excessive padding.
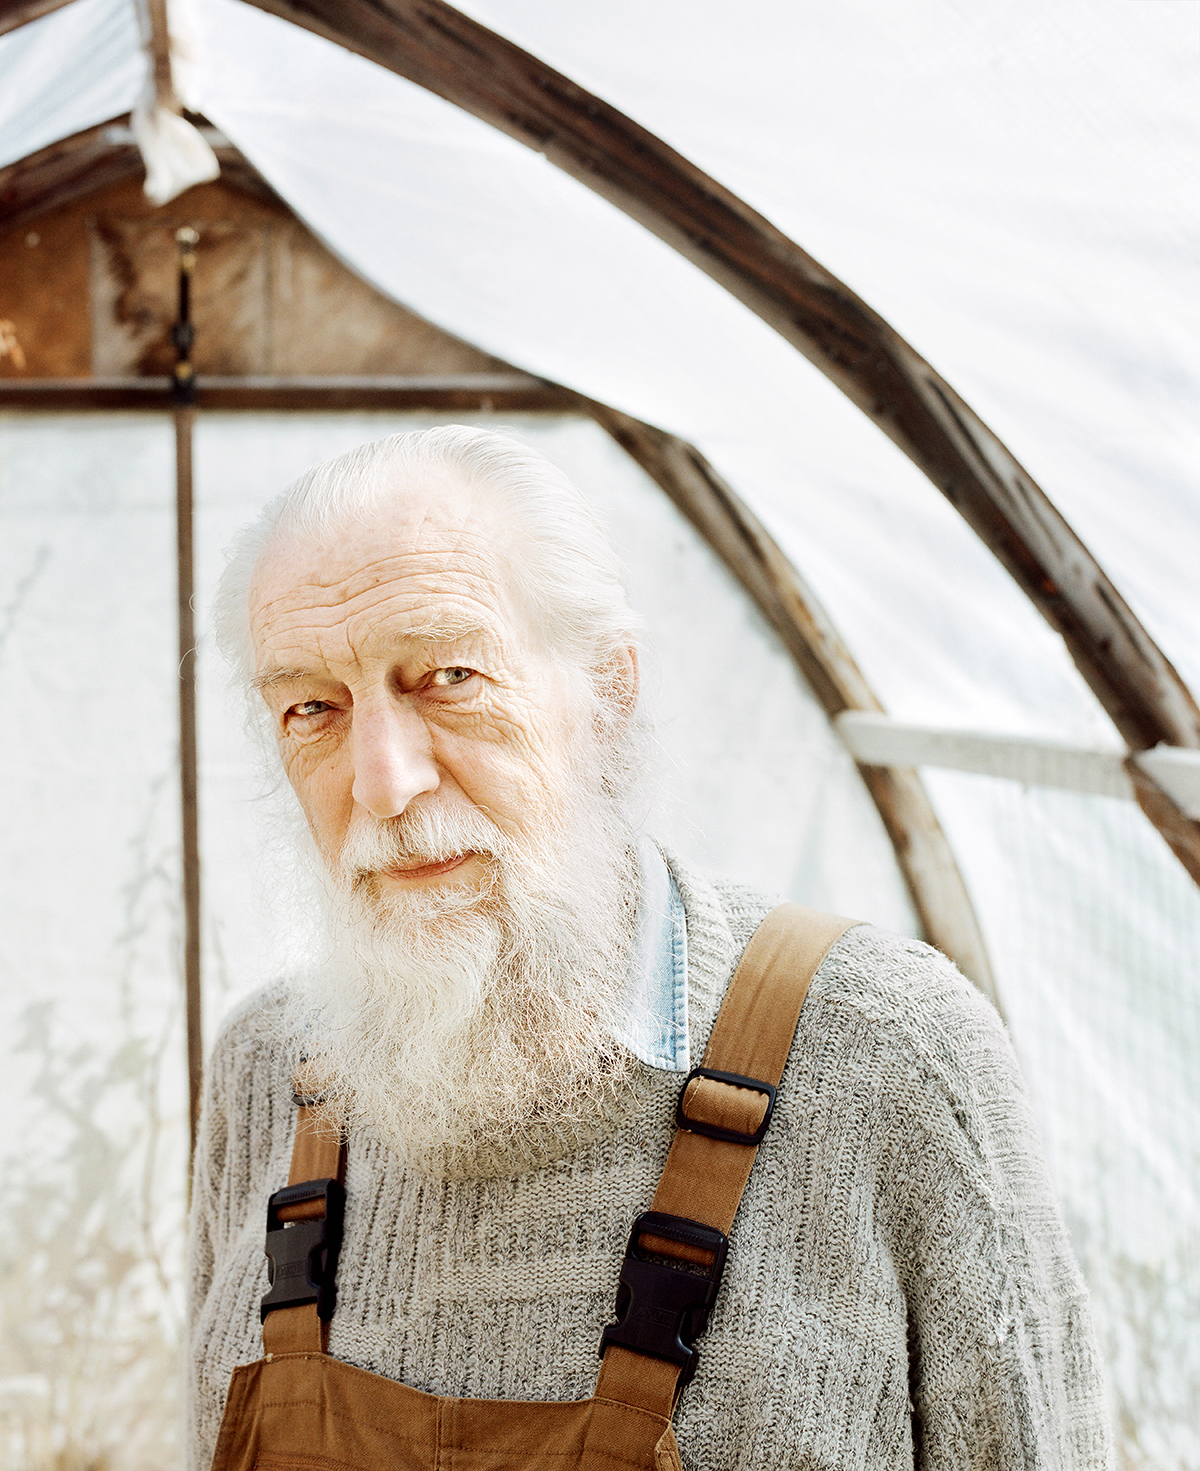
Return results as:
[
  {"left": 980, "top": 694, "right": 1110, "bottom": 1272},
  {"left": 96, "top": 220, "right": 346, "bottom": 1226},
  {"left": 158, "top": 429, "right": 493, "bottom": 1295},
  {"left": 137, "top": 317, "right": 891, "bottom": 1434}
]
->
[
  {"left": 293, "top": 701, "right": 327, "bottom": 716},
  {"left": 433, "top": 668, "right": 474, "bottom": 687}
]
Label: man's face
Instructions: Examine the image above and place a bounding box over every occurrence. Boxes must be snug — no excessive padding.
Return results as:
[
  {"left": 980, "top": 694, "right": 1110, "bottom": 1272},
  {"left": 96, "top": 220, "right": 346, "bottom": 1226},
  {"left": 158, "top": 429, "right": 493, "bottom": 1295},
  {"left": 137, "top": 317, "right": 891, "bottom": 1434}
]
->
[{"left": 248, "top": 469, "right": 589, "bottom": 892}]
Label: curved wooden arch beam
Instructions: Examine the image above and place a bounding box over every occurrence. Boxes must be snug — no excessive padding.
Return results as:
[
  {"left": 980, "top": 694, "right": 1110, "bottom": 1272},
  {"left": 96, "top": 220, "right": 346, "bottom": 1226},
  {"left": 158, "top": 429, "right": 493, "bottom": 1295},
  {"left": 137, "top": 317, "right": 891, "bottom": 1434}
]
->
[
  {"left": 0, "top": 0, "right": 73, "bottom": 37},
  {"left": 0, "top": 116, "right": 282, "bottom": 235},
  {"left": 0, "top": 119, "right": 145, "bottom": 232},
  {"left": 585, "top": 403, "right": 999, "bottom": 1008},
  {"left": 239, "top": 0, "right": 1200, "bottom": 885}
]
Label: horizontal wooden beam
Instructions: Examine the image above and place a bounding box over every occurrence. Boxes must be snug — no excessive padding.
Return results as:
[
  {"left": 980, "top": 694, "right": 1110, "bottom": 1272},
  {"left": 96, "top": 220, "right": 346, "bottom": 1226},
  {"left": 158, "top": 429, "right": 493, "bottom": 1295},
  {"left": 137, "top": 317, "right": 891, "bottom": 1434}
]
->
[
  {"left": 0, "top": 0, "right": 72, "bottom": 37},
  {"left": 0, "top": 374, "right": 575, "bottom": 411},
  {"left": 587, "top": 404, "right": 999, "bottom": 1006},
  {"left": 237, "top": 0, "right": 1200, "bottom": 886}
]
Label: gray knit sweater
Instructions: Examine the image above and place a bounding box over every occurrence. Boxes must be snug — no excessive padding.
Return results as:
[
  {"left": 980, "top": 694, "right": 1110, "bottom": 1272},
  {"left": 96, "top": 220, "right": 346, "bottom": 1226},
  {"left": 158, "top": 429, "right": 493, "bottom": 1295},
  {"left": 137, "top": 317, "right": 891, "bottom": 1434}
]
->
[{"left": 188, "top": 858, "right": 1113, "bottom": 1469}]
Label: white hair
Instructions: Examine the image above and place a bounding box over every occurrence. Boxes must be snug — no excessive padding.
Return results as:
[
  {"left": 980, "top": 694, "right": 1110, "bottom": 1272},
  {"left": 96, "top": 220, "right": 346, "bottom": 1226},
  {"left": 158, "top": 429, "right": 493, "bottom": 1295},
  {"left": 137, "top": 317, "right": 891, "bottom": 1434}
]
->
[
  {"left": 212, "top": 427, "right": 654, "bottom": 1161},
  {"left": 213, "top": 424, "right": 639, "bottom": 697}
]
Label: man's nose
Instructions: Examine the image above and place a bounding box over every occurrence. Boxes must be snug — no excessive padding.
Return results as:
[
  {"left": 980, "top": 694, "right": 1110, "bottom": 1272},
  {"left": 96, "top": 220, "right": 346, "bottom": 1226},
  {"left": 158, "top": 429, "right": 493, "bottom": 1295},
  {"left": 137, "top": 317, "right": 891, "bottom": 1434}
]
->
[{"left": 349, "top": 697, "right": 440, "bottom": 819}]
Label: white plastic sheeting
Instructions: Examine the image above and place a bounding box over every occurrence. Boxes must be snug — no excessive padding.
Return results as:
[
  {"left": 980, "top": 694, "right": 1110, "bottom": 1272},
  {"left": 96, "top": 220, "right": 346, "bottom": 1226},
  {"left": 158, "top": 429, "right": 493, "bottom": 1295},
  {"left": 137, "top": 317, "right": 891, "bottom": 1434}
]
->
[
  {"left": 1, "top": 0, "right": 1199, "bottom": 1463},
  {"left": 0, "top": 0, "right": 142, "bottom": 169},
  {"left": 0, "top": 414, "right": 184, "bottom": 1470},
  {"left": 130, "top": 101, "right": 220, "bottom": 205}
]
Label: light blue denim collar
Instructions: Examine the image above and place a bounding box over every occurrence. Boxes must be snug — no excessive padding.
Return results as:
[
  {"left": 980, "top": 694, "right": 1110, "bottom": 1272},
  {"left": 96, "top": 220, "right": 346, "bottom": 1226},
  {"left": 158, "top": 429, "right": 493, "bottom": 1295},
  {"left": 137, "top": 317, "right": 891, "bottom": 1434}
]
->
[{"left": 610, "top": 838, "right": 690, "bottom": 1073}]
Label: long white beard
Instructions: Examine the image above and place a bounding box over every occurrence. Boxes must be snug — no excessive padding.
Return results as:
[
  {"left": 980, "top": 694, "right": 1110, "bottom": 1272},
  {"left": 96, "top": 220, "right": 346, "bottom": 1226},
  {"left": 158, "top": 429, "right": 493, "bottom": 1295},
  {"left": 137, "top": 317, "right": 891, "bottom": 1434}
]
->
[{"left": 282, "top": 772, "right": 640, "bottom": 1168}]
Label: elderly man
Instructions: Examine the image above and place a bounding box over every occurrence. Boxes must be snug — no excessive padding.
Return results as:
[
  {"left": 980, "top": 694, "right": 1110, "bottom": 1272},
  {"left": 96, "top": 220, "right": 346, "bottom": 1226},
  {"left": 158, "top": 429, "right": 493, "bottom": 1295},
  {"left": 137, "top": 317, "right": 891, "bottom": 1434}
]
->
[{"left": 189, "top": 426, "right": 1111, "bottom": 1469}]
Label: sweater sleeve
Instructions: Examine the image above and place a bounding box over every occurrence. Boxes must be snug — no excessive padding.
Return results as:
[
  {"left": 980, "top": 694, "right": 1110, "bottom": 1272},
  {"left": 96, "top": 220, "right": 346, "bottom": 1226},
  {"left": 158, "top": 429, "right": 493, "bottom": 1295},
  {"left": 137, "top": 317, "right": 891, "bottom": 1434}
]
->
[
  {"left": 184, "top": 982, "right": 292, "bottom": 1471},
  {"left": 867, "top": 943, "right": 1113, "bottom": 1469},
  {"left": 185, "top": 1018, "right": 232, "bottom": 1471}
]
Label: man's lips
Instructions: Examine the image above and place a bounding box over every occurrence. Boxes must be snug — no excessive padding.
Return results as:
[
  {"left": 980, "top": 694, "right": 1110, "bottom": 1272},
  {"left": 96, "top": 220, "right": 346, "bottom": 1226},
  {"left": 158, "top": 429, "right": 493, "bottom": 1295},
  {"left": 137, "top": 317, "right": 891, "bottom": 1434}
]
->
[{"left": 377, "top": 852, "right": 476, "bottom": 881}]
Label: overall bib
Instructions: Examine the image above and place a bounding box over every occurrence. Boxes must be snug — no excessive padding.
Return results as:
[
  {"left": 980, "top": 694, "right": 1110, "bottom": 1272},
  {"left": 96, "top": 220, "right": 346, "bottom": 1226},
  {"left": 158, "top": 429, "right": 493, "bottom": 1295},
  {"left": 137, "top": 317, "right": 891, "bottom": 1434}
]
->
[{"left": 210, "top": 904, "right": 854, "bottom": 1471}]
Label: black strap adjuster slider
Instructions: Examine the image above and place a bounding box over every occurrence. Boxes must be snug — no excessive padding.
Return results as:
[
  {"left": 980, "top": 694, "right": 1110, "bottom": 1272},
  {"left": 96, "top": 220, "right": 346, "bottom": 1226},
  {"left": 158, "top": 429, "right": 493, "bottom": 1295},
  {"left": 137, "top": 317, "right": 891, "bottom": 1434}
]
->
[
  {"left": 261, "top": 1177, "right": 345, "bottom": 1323},
  {"left": 675, "top": 1066, "right": 777, "bottom": 1146}
]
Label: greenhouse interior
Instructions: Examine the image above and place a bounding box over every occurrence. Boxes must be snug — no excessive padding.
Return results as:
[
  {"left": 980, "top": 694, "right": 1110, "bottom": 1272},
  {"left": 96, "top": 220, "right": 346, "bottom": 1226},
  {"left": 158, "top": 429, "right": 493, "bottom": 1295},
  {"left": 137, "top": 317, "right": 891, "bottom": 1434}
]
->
[{"left": 0, "top": 0, "right": 1197, "bottom": 1466}]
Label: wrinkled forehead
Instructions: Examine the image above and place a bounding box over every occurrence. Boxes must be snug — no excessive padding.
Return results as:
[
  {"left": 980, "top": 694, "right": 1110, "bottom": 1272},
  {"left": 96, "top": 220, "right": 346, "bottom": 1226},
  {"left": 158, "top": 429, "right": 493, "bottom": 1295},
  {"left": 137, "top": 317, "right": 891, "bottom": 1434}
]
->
[{"left": 248, "top": 468, "right": 532, "bottom": 653}]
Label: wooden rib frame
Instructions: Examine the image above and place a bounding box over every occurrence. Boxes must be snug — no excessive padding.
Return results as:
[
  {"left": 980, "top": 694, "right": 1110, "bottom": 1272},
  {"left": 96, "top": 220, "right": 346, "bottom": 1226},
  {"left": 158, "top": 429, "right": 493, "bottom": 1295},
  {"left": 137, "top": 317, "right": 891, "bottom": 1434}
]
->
[{"left": 0, "top": 0, "right": 71, "bottom": 36}]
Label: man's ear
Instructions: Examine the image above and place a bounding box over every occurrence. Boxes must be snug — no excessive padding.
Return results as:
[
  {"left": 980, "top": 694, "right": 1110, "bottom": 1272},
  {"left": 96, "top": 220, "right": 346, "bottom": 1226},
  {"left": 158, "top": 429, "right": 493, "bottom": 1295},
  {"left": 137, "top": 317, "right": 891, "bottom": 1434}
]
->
[{"left": 600, "top": 644, "right": 639, "bottom": 722}]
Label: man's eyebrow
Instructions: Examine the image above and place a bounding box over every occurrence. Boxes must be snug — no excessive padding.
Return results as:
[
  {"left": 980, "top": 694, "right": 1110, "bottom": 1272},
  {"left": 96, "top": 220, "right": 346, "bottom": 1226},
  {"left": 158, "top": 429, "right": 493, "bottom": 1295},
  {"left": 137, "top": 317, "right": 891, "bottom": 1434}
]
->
[
  {"left": 404, "top": 611, "right": 493, "bottom": 643},
  {"left": 249, "top": 620, "right": 495, "bottom": 693},
  {"left": 249, "top": 668, "right": 323, "bottom": 694}
]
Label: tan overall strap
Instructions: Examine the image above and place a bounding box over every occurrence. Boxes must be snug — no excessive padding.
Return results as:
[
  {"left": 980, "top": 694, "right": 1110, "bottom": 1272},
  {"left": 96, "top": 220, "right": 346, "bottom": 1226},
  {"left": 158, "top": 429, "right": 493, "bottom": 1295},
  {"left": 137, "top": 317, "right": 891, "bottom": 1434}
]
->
[
  {"left": 261, "top": 1073, "right": 346, "bottom": 1358},
  {"left": 594, "top": 903, "right": 856, "bottom": 1417}
]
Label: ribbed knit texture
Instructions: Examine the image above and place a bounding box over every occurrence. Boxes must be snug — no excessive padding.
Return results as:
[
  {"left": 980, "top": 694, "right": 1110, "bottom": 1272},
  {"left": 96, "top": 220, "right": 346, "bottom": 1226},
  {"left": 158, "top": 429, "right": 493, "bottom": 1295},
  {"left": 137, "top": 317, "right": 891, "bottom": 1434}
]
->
[{"left": 188, "top": 857, "right": 1112, "bottom": 1469}]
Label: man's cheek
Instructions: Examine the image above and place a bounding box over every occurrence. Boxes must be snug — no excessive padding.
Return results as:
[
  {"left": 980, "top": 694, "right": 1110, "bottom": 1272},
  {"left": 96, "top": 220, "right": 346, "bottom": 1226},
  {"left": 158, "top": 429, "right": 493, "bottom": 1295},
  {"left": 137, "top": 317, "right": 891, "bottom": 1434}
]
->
[
  {"left": 282, "top": 744, "right": 353, "bottom": 856},
  {"left": 279, "top": 739, "right": 318, "bottom": 797},
  {"left": 494, "top": 696, "right": 582, "bottom": 782},
  {"left": 453, "top": 734, "right": 565, "bottom": 824}
]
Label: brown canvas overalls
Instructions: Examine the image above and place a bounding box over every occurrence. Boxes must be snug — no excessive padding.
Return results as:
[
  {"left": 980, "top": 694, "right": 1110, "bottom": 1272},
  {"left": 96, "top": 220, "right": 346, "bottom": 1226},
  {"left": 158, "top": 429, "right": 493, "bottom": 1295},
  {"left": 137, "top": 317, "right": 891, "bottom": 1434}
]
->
[{"left": 210, "top": 904, "right": 854, "bottom": 1471}]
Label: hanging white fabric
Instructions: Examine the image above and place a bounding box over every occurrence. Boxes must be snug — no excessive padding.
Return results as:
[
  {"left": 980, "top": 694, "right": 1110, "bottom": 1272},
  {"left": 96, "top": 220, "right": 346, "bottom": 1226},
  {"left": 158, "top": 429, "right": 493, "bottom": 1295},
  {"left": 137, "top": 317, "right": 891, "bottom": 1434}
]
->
[
  {"left": 131, "top": 0, "right": 218, "bottom": 205},
  {"left": 131, "top": 87, "right": 219, "bottom": 205}
]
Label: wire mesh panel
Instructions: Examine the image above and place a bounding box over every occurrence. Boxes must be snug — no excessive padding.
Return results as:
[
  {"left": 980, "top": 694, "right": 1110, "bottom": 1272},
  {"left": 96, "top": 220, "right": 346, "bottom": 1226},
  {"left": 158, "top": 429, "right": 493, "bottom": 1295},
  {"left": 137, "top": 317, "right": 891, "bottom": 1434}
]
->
[{"left": 926, "top": 768, "right": 1200, "bottom": 1470}]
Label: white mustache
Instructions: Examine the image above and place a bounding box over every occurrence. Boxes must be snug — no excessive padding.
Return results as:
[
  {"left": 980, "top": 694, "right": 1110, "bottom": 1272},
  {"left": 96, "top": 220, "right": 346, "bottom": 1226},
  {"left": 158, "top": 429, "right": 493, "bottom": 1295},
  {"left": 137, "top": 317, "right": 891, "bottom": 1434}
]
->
[{"left": 338, "top": 802, "right": 508, "bottom": 880}]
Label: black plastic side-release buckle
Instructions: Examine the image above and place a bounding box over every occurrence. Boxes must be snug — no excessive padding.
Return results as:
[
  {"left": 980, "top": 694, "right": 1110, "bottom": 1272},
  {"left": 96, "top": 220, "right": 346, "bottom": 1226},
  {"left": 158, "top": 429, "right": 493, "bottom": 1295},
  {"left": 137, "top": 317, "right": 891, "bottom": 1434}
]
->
[
  {"left": 675, "top": 1066, "right": 777, "bottom": 1146},
  {"left": 599, "top": 1211, "right": 729, "bottom": 1386},
  {"left": 260, "top": 1177, "right": 345, "bottom": 1323}
]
